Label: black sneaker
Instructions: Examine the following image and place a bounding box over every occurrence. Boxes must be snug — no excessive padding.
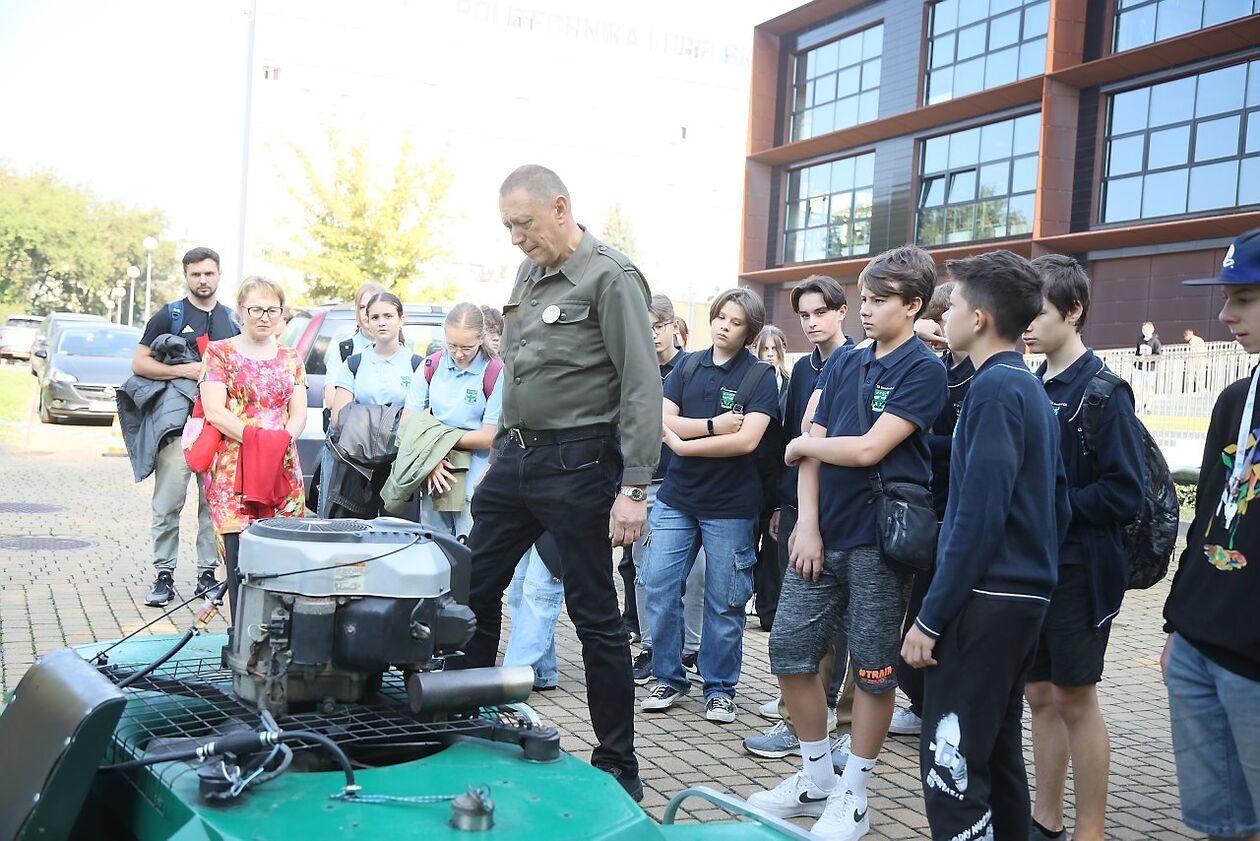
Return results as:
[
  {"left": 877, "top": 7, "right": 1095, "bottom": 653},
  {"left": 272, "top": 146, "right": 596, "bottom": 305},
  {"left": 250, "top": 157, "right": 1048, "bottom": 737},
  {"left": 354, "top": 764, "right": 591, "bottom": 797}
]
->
[
  {"left": 640, "top": 681, "right": 689, "bottom": 711},
  {"left": 194, "top": 570, "right": 219, "bottom": 598},
  {"left": 682, "top": 651, "right": 703, "bottom": 683},
  {"left": 595, "top": 764, "right": 644, "bottom": 803},
  {"left": 145, "top": 571, "right": 175, "bottom": 607},
  {"left": 632, "top": 647, "right": 653, "bottom": 685}
]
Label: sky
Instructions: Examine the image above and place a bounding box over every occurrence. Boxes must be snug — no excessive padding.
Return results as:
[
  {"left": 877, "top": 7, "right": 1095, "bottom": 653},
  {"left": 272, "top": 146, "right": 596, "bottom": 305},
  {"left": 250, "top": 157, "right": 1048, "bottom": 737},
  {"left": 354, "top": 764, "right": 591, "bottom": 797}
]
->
[{"left": 0, "top": 0, "right": 799, "bottom": 304}]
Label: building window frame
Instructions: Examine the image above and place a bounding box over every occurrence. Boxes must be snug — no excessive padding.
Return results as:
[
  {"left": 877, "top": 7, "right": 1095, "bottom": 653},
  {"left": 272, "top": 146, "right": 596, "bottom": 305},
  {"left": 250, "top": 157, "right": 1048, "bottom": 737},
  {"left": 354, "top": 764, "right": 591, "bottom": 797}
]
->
[
  {"left": 1112, "top": 0, "right": 1260, "bottom": 55},
  {"left": 1098, "top": 55, "right": 1260, "bottom": 226},
  {"left": 915, "top": 111, "right": 1042, "bottom": 247},
  {"left": 780, "top": 150, "right": 877, "bottom": 266},
  {"left": 787, "top": 22, "right": 884, "bottom": 143},
  {"left": 923, "top": 0, "right": 1050, "bottom": 106}
]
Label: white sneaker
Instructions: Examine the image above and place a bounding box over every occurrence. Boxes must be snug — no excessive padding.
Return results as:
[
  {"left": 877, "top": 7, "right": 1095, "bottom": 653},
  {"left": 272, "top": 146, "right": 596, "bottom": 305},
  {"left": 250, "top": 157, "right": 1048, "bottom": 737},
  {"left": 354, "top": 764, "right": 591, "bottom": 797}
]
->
[
  {"left": 745, "top": 769, "right": 833, "bottom": 819},
  {"left": 705, "top": 695, "right": 737, "bottom": 723},
  {"left": 888, "top": 707, "right": 922, "bottom": 735},
  {"left": 811, "top": 787, "right": 870, "bottom": 840},
  {"left": 830, "top": 733, "right": 851, "bottom": 774},
  {"left": 758, "top": 697, "right": 782, "bottom": 720}
]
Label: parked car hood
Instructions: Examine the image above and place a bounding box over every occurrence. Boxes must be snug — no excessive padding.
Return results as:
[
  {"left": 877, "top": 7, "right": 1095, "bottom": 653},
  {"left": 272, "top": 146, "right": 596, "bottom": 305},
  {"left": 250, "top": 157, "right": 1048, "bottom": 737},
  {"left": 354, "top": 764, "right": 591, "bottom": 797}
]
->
[{"left": 47, "top": 354, "right": 135, "bottom": 385}]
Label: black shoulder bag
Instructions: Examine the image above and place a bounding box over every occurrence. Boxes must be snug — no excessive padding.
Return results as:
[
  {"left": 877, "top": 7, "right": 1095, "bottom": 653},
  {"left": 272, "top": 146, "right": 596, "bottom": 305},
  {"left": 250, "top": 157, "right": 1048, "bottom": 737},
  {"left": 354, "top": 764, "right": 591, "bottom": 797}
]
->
[{"left": 857, "top": 361, "right": 937, "bottom": 574}]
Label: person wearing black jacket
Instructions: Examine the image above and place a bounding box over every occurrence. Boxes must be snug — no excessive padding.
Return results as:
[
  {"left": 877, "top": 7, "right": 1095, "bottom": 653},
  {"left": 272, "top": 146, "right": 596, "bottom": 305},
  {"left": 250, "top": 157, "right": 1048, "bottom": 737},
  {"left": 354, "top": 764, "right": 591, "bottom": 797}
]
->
[
  {"left": 1020, "top": 255, "right": 1144, "bottom": 841},
  {"left": 903, "top": 250, "right": 1071, "bottom": 841},
  {"left": 1163, "top": 228, "right": 1260, "bottom": 841}
]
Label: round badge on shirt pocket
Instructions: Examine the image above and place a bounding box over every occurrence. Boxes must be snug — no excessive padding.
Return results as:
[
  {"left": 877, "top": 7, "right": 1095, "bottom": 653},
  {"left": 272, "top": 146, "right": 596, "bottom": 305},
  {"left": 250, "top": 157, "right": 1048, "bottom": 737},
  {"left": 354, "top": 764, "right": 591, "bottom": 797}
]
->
[{"left": 542, "top": 305, "right": 561, "bottom": 324}]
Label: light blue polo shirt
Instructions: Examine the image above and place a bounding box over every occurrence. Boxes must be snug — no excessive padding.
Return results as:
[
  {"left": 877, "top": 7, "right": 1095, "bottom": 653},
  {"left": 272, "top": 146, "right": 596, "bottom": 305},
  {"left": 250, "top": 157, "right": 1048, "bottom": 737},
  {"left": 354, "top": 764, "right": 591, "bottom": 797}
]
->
[
  {"left": 334, "top": 345, "right": 417, "bottom": 405},
  {"left": 405, "top": 350, "right": 504, "bottom": 500},
  {"left": 324, "top": 329, "right": 374, "bottom": 385}
]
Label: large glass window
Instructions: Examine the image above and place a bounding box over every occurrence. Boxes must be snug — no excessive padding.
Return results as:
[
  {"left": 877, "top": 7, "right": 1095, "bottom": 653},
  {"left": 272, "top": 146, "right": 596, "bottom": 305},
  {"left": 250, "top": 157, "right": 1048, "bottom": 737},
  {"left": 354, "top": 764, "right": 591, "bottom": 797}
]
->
[
  {"left": 783, "top": 152, "right": 876, "bottom": 263},
  {"left": 925, "top": 0, "right": 1049, "bottom": 105},
  {"left": 790, "top": 25, "right": 883, "bottom": 141},
  {"left": 1114, "top": 1, "right": 1260, "bottom": 53},
  {"left": 1101, "top": 59, "right": 1260, "bottom": 223},
  {"left": 917, "top": 113, "right": 1040, "bottom": 246}
]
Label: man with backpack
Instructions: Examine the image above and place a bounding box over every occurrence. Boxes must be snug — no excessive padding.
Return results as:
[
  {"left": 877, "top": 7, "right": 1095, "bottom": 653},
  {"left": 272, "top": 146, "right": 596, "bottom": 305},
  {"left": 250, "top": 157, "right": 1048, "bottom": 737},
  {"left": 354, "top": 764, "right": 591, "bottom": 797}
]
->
[
  {"left": 131, "top": 247, "right": 240, "bottom": 607},
  {"left": 1021, "top": 255, "right": 1144, "bottom": 841}
]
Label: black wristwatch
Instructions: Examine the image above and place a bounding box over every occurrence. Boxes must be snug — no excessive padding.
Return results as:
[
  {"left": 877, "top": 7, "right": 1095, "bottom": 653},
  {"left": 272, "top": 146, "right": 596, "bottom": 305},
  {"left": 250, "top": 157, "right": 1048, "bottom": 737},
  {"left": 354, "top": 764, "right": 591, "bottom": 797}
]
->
[
  {"left": 619, "top": 486, "right": 648, "bottom": 502},
  {"left": 706, "top": 418, "right": 716, "bottom": 436}
]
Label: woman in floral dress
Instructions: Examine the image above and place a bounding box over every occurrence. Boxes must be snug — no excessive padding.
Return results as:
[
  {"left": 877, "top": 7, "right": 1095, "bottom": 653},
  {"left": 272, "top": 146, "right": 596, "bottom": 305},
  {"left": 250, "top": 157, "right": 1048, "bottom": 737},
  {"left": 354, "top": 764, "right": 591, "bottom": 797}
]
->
[{"left": 200, "top": 276, "right": 307, "bottom": 616}]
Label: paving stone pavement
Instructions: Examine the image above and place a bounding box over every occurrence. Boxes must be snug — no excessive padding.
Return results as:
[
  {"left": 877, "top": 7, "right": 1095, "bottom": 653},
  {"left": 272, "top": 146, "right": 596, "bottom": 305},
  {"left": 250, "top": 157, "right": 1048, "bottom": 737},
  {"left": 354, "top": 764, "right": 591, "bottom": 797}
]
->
[{"left": 0, "top": 411, "right": 1196, "bottom": 838}]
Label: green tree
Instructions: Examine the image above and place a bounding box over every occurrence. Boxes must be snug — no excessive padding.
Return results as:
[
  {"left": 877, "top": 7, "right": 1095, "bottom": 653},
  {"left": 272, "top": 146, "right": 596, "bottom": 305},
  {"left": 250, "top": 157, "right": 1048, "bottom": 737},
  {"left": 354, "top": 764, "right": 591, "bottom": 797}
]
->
[
  {"left": 0, "top": 167, "right": 176, "bottom": 318},
  {"left": 270, "top": 131, "right": 457, "bottom": 303},
  {"left": 600, "top": 203, "right": 639, "bottom": 261}
]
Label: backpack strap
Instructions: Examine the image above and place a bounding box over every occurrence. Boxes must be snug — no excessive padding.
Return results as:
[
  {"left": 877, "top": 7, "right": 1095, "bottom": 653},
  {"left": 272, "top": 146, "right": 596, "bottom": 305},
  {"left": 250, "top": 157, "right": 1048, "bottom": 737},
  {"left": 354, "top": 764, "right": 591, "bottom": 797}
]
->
[
  {"left": 338, "top": 337, "right": 355, "bottom": 362},
  {"left": 482, "top": 357, "right": 504, "bottom": 398},
  {"left": 679, "top": 350, "right": 703, "bottom": 386},
  {"left": 167, "top": 300, "right": 184, "bottom": 336},
  {"left": 734, "top": 360, "right": 775, "bottom": 416},
  {"left": 347, "top": 352, "right": 363, "bottom": 378},
  {"left": 1081, "top": 368, "right": 1131, "bottom": 454},
  {"left": 410, "top": 354, "right": 423, "bottom": 372},
  {"left": 424, "top": 351, "right": 442, "bottom": 384}
]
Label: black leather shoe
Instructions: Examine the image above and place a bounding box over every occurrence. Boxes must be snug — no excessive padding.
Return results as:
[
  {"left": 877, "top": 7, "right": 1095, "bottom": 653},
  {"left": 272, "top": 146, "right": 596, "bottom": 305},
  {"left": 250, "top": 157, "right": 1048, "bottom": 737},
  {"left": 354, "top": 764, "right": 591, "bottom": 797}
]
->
[{"left": 596, "top": 764, "right": 644, "bottom": 803}]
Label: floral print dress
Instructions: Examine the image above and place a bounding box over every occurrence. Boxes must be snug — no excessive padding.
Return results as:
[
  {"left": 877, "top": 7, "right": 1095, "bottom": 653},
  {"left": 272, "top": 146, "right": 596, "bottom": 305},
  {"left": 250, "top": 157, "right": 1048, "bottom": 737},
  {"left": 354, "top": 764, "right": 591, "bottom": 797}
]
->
[{"left": 200, "top": 339, "right": 306, "bottom": 535}]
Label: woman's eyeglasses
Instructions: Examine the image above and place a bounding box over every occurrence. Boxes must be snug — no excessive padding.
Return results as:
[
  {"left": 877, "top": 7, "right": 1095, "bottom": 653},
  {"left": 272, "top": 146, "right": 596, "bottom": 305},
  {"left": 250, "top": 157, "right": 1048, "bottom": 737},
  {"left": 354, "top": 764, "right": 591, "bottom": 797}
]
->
[{"left": 245, "top": 306, "right": 285, "bottom": 319}]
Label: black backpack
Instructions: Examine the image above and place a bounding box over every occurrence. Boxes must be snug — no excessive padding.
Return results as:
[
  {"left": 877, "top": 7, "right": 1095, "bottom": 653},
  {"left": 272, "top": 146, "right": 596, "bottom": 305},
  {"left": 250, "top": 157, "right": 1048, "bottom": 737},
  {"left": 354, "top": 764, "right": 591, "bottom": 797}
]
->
[
  {"left": 679, "top": 353, "right": 786, "bottom": 510},
  {"left": 1081, "top": 369, "right": 1178, "bottom": 589}
]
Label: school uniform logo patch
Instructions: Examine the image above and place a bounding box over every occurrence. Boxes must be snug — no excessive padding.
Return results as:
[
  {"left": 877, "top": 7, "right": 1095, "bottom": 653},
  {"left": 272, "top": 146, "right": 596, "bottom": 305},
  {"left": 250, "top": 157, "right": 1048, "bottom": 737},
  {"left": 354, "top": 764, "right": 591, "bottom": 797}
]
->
[
  {"left": 871, "top": 386, "right": 892, "bottom": 413},
  {"left": 401, "top": 376, "right": 412, "bottom": 389},
  {"left": 719, "top": 387, "right": 737, "bottom": 410},
  {"left": 465, "top": 388, "right": 479, "bottom": 404}
]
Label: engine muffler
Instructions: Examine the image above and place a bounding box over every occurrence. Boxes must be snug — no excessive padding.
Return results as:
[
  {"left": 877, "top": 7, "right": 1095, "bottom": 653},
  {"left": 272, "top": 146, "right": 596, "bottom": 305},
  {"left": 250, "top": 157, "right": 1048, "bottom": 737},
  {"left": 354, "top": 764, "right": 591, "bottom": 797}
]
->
[{"left": 406, "top": 666, "right": 535, "bottom": 714}]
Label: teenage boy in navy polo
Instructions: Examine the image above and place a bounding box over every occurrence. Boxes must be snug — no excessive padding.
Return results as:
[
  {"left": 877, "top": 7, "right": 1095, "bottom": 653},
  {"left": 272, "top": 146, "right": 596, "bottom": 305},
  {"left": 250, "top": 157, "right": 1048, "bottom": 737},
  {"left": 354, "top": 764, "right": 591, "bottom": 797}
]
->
[
  {"left": 901, "top": 250, "right": 1070, "bottom": 841},
  {"left": 749, "top": 246, "right": 946, "bottom": 841},
  {"left": 744, "top": 274, "right": 857, "bottom": 759},
  {"left": 1163, "top": 228, "right": 1260, "bottom": 841},
  {"left": 641, "top": 287, "right": 780, "bottom": 724},
  {"left": 1020, "top": 255, "right": 1143, "bottom": 841}
]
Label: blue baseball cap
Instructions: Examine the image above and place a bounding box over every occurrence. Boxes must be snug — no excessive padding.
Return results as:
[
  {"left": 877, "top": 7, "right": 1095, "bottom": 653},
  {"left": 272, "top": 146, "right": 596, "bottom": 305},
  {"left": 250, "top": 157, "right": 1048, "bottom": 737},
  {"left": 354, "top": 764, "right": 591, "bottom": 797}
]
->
[{"left": 1184, "top": 227, "right": 1260, "bottom": 286}]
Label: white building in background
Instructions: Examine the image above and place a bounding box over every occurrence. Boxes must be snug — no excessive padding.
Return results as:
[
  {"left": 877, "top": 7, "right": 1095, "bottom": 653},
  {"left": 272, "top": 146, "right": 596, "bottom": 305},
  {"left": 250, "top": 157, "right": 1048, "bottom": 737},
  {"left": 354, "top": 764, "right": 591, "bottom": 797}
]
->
[{"left": 240, "top": 0, "right": 798, "bottom": 312}]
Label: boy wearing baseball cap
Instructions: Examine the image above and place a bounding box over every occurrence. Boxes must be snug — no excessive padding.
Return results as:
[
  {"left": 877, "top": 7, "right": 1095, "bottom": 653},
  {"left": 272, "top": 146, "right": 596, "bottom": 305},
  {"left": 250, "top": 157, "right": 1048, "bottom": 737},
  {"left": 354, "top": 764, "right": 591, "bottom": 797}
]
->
[{"left": 1163, "top": 228, "right": 1260, "bottom": 840}]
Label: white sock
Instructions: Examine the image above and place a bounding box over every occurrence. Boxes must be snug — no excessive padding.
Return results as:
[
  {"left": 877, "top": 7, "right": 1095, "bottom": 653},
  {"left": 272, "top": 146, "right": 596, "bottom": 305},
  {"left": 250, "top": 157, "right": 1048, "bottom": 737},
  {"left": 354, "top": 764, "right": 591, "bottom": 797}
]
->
[
  {"left": 841, "top": 751, "right": 877, "bottom": 802},
  {"left": 799, "top": 737, "right": 837, "bottom": 793}
]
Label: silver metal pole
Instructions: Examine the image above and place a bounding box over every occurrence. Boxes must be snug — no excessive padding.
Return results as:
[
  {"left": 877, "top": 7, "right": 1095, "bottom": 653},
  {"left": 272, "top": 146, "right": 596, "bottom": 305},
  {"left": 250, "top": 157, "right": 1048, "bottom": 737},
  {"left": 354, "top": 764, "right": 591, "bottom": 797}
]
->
[
  {"left": 144, "top": 250, "right": 152, "bottom": 322},
  {"left": 236, "top": 0, "right": 257, "bottom": 285},
  {"left": 128, "top": 276, "right": 136, "bottom": 326}
]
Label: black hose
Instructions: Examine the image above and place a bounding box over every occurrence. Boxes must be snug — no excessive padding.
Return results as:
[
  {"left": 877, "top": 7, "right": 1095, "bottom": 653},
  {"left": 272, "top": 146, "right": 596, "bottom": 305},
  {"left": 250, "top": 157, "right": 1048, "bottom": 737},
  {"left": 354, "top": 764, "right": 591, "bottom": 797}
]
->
[
  {"left": 116, "top": 629, "right": 195, "bottom": 688},
  {"left": 278, "top": 730, "right": 356, "bottom": 789}
]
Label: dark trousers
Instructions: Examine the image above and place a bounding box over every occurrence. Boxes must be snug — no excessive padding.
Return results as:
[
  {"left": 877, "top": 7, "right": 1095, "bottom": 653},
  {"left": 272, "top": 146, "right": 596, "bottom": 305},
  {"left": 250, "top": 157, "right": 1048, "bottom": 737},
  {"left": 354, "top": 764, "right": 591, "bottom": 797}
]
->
[
  {"left": 920, "top": 597, "right": 1044, "bottom": 841},
  {"left": 619, "top": 545, "right": 638, "bottom": 629},
  {"left": 455, "top": 432, "right": 637, "bottom": 775},
  {"left": 897, "top": 566, "right": 933, "bottom": 714},
  {"left": 752, "top": 508, "right": 780, "bottom": 630}
]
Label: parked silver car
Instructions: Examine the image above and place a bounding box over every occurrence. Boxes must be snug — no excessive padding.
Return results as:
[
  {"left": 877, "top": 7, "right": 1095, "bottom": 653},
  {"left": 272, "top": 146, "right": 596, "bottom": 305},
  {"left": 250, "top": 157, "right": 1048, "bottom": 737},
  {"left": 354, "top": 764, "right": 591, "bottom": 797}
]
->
[
  {"left": 0, "top": 315, "right": 43, "bottom": 361},
  {"left": 35, "top": 325, "right": 141, "bottom": 424},
  {"left": 30, "top": 312, "right": 109, "bottom": 378}
]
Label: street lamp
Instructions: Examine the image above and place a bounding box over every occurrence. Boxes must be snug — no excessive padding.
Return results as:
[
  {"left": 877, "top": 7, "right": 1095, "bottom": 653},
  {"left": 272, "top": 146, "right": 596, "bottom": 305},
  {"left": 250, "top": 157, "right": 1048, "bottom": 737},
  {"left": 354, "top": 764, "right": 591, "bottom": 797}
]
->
[
  {"left": 142, "top": 236, "right": 158, "bottom": 322},
  {"left": 111, "top": 286, "right": 127, "bottom": 324},
  {"left": 126, "top": 265, "right": 141, "bottom": 326}
]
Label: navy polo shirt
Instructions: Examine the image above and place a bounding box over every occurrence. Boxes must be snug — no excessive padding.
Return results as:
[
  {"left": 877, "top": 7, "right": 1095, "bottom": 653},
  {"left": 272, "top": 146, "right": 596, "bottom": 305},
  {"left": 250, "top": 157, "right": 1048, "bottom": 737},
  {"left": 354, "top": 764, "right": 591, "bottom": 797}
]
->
[
  {"left": 927, "top": 351, "right": 976, "bottom": 520},
  {"left": 654, "top": 350, "right": 690, "bottom": 482},
  {"left": 811, "top": 336, "right": 947, "bottom": 549},
  {"left": 658, "top": 347, "right": 781, "bottom": 519},
  {"left": 779, "top": 338, "right": 856, "bottom": 509}
]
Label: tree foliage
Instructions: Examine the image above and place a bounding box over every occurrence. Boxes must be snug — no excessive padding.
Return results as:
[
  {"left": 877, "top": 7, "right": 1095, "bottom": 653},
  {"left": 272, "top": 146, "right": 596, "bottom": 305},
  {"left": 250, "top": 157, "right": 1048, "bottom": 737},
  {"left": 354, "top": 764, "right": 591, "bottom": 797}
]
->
[
  {"left": 600, "top": 203, "right": 639, "bottom": 262},
  {"left": 0, "top": 167, "right": 178, "bottom": 319},
  {"left": 270, "top": 132, "right": 458, "bottom": 303}
]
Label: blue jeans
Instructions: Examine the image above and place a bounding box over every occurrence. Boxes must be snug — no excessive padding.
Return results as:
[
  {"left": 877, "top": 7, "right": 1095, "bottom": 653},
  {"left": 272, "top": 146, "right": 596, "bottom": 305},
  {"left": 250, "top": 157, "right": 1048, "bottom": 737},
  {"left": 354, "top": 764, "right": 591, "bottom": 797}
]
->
[
  {"left": 1165, "top": 632, "right": 1260, "bottom": 837},
  {"left": 632, "top": 486, "right": 704, "bottom": 653},
  {"left": 641, "top": 500, "right": 756, "bottom": 700},
  {"left": 503, "top": 541, "right": 564, "bottom": 687}
]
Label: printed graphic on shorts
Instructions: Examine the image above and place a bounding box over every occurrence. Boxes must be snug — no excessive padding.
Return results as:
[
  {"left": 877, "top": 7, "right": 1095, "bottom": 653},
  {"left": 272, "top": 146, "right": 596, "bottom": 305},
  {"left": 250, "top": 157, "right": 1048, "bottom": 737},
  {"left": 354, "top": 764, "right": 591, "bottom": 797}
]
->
[
  {"left": 871, "top": 385, "right": 892, "bottom": 413},
  {"left": 945, "top": 814, "right": 993, "bottom": 841},
  {"left": 720, "top": 387, "right": 736, "bottom": 410},
  {"left": 1210, "top": 429, "right": 1260, "bottom": 571},
  {"left": 926, "top": 712, "right": 969, "bottom": 798},
  {"left": 465, "top": 387, "right": 479, "bottom": 404}
]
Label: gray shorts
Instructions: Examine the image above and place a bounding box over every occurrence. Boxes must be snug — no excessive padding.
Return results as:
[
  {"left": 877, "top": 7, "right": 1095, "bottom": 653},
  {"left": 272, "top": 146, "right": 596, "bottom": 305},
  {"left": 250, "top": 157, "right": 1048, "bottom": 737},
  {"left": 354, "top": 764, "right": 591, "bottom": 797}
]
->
[{"left": 768, "top": 545, "right": 911, "bottom": 694}]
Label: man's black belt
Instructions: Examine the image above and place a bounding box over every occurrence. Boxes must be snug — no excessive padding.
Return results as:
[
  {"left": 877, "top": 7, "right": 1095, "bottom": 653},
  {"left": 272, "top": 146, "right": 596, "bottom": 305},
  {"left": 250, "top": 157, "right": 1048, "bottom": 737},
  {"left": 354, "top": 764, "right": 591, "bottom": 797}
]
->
[{"left": 508, "top": 423, "right": 613, "bottom": 448}]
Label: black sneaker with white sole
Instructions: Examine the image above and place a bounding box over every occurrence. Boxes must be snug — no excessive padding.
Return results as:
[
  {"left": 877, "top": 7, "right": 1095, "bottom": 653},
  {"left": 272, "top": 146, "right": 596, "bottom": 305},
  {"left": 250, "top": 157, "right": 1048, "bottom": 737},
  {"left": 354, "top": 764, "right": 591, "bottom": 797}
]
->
[
  {"left": 145, "top": 571, "right": 175, "bottom": 607},
  {"left": 194, "top": 570, "right": 219, "bottom": 598},
  {"left": 705, "top": 695, "right": 737, "bottom": 723},
  {"left": 640, "top": 681, "right": 689, "bottom": 711},
  {"left": 632, "top": 647, "right": 653, "bottom": 685},
  {"left": 682, "top": 651, "right": 703, "bottom": 683}
]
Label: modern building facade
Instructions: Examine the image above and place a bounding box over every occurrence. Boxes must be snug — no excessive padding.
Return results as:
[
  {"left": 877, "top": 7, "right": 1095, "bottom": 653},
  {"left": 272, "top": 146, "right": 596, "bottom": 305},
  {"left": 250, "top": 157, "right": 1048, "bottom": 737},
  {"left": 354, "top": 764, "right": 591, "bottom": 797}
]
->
[{"left": 741, "top": 0, "right": 1260, "bottom": 350}]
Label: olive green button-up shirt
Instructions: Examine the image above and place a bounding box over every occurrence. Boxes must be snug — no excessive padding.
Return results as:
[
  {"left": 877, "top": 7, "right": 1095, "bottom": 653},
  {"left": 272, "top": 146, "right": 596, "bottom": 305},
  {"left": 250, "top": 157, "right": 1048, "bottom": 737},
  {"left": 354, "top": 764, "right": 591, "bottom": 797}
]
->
[{"left": 499, "top": 228, "right": 662, "bottom": 486}]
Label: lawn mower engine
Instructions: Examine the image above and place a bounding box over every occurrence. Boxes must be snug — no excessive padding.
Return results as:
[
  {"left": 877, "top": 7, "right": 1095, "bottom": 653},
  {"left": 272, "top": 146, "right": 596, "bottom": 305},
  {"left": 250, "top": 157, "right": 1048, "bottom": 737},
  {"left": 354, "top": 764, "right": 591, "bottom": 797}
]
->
[{"left": 225, "top": 517, "right": 478, "bottom": 715}]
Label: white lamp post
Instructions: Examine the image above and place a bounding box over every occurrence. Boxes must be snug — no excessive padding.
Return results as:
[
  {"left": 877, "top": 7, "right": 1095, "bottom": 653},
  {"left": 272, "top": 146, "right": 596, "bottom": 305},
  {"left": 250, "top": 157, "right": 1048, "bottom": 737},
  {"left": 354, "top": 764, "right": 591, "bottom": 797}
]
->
[
  {"left": 111, "top": 286, "right": 127, "bottom": 324},
  {"left": 126, "top": 265, "right": 141, "bottom": 326},
  {"left": 142, "top": 236, "right": 158, "bottom": 322}
]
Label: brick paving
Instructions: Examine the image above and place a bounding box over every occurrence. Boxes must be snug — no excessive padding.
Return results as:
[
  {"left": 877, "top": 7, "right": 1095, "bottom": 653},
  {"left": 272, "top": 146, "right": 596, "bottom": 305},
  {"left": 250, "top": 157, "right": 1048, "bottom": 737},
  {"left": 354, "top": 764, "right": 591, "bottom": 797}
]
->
[{"left": 0, "top": 409, "right": 1195, "bottom": 838}]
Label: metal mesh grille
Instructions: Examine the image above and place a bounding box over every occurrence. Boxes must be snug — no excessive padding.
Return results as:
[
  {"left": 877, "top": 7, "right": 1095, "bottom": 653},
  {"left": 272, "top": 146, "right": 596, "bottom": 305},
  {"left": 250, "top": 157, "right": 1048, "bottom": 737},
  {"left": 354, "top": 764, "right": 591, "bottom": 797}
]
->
[{"left": 258, "top": 517, "right": 373, "bottom": 533}]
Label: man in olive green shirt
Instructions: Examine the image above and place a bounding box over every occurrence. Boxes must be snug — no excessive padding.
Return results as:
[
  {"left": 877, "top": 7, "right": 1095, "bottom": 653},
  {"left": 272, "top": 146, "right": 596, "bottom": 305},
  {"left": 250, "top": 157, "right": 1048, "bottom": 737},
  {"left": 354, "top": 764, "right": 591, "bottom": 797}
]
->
[{"left": 452, "top": 164, "right": 661, "bottom": 802}]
